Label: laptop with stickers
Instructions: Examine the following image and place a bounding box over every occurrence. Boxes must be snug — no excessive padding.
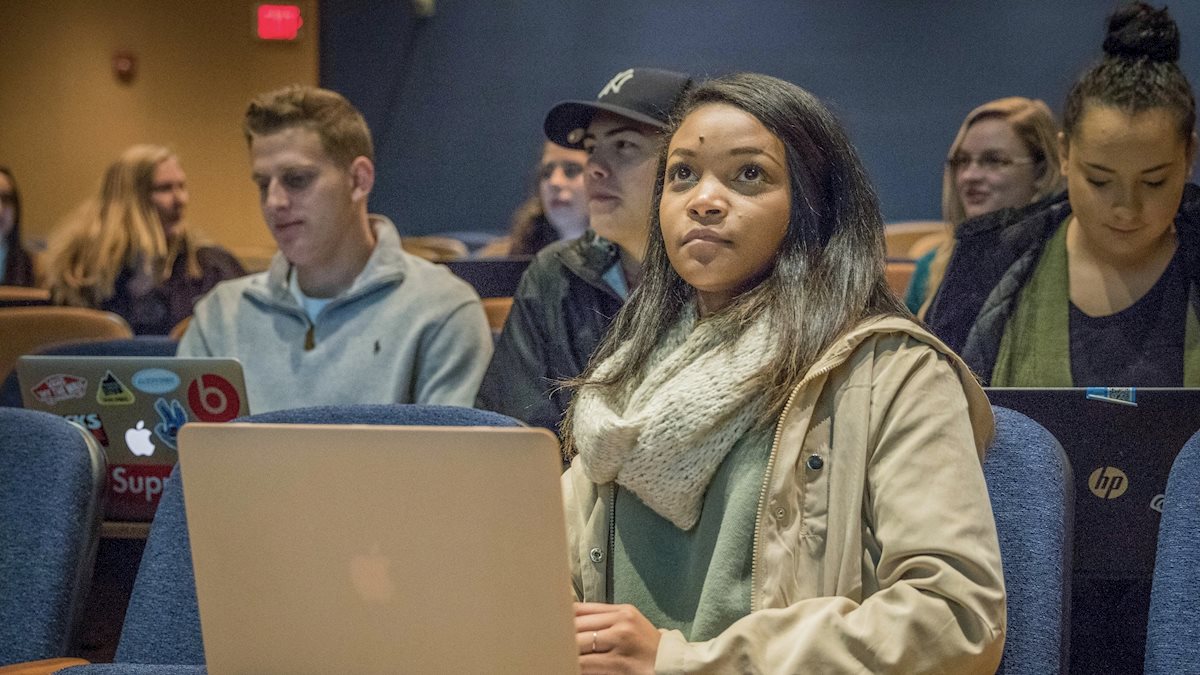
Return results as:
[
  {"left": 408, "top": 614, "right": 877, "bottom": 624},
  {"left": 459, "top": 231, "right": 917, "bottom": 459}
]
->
[
  {"left": 17, "top": 355, "right": 248, "bottom": 521},
  {"left": 985, "top": 387, "right": 1200, "bottom": 673},
  {"left": 178, "top": 423, "right": 578, "bottom": 674}
]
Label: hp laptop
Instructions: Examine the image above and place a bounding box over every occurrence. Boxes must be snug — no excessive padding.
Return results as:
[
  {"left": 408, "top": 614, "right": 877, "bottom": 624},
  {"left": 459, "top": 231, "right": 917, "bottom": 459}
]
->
[
  {"left": 177, "top": 423, "right": 578, "bottom": 674},
  {"left": 17, "top": 355, "right": 249, "bottom": 520},
  {"left": 986, "top": 387, "right": 1200, "bottom": 673}
]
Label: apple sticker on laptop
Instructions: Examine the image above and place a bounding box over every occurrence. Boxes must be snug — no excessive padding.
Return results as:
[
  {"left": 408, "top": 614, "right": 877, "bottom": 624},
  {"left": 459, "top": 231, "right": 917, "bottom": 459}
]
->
[{"left": 125, "top": 420, "right": 156, "bottom": 457}]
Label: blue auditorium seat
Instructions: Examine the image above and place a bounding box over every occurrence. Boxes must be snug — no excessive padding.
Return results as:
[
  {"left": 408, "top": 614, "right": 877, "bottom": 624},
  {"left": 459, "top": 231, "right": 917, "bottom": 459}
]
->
[
  {"left": 984, "top": 406, "right": 1074, "bottom": 674},
  {"left": 1144, "top": 428, "right": 1200, "bottom": 674},
  {"left": 0, "top": 409, "right": 106, "bottom": 665}
]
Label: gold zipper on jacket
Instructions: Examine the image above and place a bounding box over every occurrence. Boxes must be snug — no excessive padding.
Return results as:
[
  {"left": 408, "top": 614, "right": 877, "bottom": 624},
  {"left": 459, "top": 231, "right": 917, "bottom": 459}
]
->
[
  {"left": 606, "top": 483, "right": 616, "bottom": 604},
  {"left": 749, "top": 361, "right": 837, "bottom": 613}
]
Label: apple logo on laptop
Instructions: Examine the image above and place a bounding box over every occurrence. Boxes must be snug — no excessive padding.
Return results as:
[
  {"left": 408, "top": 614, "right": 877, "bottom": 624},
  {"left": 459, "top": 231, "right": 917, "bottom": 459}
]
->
[
  {"left": 125, "top": 420, "right": 156, "bottom": 457},
  {"left": 349, "top": 544, "right": 395, "bottom": 604}
]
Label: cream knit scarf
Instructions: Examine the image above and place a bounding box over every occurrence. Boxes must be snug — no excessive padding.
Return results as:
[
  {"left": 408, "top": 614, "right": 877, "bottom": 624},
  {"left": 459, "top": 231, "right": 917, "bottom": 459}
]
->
[{"left": 573, "top": 303, "right": 775, "bottom": 530}]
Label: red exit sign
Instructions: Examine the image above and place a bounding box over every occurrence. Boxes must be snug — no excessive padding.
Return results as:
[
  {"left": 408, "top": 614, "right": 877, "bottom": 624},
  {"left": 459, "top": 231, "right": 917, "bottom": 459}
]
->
[{"left": 256, "top": 4, "right": 304, "bottom": 41}]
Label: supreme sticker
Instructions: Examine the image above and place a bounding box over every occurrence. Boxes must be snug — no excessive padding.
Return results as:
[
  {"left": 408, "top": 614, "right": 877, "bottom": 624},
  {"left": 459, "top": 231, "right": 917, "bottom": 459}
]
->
[{"left": 106, "top": 463, "right": 174, "bottom": 520}]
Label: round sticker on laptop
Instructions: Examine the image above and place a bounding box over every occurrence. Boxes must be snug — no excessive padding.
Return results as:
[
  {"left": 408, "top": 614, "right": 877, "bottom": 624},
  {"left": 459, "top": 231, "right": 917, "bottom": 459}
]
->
[
  {"left": 187, "top": 374, "right": 241, "bottom": 422},
  {"left": 132, "top": 368, "right": 181, "bottom": 394}
]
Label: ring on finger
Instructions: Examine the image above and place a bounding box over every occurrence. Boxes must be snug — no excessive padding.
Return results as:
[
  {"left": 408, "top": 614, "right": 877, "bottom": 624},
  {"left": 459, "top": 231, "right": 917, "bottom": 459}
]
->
[{"left": 592, "top": 631, "right": 599, "bottom": 654}]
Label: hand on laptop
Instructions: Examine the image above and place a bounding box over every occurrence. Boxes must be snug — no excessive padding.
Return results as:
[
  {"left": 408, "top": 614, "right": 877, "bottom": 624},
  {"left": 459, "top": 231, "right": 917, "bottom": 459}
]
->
[{"left": 574, "top": 601, "right": 660, "bottom": 674}]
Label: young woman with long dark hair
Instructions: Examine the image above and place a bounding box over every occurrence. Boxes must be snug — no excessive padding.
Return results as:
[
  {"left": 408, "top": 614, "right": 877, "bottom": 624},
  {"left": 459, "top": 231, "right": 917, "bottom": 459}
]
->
[{"left": 561, "top": 73, "right": 1005, "bottom": 673}]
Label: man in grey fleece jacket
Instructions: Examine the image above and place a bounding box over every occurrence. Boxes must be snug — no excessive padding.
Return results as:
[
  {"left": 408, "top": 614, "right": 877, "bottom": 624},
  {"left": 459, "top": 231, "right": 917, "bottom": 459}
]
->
[{"left": 177, "top": 85, "right": 491, "bottom": 414}]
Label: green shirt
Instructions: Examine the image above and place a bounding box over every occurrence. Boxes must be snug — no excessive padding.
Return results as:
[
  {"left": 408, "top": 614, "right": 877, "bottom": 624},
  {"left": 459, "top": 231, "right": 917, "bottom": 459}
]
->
[{"left": 612, "top": 427, "right": 771, "bottom": 642}]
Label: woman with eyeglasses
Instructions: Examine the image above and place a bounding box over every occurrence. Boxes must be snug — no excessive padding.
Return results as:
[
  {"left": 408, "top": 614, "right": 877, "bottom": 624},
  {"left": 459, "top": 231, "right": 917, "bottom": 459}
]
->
[
  {"left": 0, "top": 167, "right": 37, "bottom": 287},
  {"left": 926, "top": 1, "right": 1199, "bottom": 390},
  {"left": 903, "top": 98, "right": 1063, "bottom": 314}
]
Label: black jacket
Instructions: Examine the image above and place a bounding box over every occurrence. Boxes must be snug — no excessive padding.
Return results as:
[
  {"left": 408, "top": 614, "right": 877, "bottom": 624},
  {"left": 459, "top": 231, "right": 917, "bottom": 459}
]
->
[
  {"left": 925, "top": 185, "right": 1200, "bottom": 383},
  {"left": 101, "top": 244, "right": 246, "bottom": 335},
  {"left": 475, "top": 231, "right": 624, "bottom": 433}
]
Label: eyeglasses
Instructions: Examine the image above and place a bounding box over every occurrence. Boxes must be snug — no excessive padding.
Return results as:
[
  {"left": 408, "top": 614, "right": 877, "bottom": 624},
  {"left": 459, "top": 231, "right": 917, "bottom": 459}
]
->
[{"left": 946, "top": 153, "right": 1037, "bottom": 173}]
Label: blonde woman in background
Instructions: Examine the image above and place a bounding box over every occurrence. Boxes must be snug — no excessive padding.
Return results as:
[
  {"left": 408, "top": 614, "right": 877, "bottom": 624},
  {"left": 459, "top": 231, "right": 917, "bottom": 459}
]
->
[
  {"left": 905, "top": 97, "right": 1063, "bottom": 314},
  {"left": 42, "top": 144, "right": 244, "bottom": 334},
  {"left": 480, "top": 140, "right": 590, "bottom": 256}
]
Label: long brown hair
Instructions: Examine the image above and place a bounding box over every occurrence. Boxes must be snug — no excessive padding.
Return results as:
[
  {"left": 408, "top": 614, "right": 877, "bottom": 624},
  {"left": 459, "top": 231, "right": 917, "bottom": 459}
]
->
[
  {"left": 0, "top": 166, "right": 35, "bottom": 286},
  {"left": 42, "top": 145, "right": 202, "bottom": 307},
  {"left": 562, "top": 73, "right": 905, "bottom": 454},
  {"left": 507, "top": 195, "right": 559, "bottom": 255}
]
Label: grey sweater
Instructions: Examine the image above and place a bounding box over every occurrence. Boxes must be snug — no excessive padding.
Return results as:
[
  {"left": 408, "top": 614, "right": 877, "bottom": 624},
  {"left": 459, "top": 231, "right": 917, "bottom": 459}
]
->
[{"left": 177, "top": 217, "right": 492, "bottom": 413}]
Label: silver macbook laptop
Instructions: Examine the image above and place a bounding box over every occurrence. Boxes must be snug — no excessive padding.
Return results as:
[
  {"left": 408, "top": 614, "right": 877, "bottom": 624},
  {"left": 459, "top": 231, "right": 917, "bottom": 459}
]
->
[
  {"left": 177, "top": 423, "right": 579, "bottom": 674},
  {"left": 17, "top": 355, "right": 249, "bottom": 521}
]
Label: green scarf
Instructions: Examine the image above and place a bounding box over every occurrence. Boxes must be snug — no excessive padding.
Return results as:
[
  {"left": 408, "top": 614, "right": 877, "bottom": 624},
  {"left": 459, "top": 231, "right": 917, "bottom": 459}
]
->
[{"left": 992, "top": 219, "right": 1200, "bottom": 386}]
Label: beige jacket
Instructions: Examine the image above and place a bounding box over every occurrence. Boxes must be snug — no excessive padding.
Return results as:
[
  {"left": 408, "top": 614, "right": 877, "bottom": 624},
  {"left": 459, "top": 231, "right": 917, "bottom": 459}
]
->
[{"left": 562, "top": 316, "right": 1006, "bottom": 674}]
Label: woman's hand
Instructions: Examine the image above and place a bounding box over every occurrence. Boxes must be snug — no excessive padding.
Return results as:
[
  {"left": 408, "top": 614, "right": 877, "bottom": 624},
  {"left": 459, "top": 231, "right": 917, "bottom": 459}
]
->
[{"left": 574, "top": 602, "right": 661, "bottom": 674}]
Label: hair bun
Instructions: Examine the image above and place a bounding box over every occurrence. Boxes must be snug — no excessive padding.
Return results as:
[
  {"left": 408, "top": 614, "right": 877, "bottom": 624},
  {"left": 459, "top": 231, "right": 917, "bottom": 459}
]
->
[{"left": 1103, "top": 2, "right": 1181, "bottom": 63}]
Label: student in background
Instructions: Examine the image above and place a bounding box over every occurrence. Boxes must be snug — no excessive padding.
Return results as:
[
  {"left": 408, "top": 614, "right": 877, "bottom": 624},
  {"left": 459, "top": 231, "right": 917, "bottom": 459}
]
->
[
  {"left": 0, "top": 167, "right": 36, "bottom": 287},
  {"left": 178, "top": 85, "right": 492, "bottom": 413},
  {"left": 562, "top": 73, "right": 1004, "bottom": 673},
  {"left": 40, "top": 145, "right": 245, "bottom": 334},
  {"left": 925, "top": 2, "right": 1199, "bottom": 388},
  {"left": 480, "top": 140, "right": 590, "bottom": 256},
  {"left": 904, "top": 97, "right": 1063, "bottom": 314},
  {"left": 476, "top": 68, "right": 692, "bottom": 433}
]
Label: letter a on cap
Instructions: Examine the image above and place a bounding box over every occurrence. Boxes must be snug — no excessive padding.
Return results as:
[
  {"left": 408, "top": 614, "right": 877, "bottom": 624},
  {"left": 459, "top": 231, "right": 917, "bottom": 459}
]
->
[{"left": 598, "top": 69, "right": 635, "bottom": 98}]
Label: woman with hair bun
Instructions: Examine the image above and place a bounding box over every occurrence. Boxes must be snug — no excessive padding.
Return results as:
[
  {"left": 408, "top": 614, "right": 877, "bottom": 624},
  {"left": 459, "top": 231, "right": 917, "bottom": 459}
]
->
[
  {"left": 562, "top": 72, "right": 1004, "bottom": 673},
  {"left": 927, "top": 2, "right": 1199, "bottom": 389},
  {"left": 42, "top": 145, "right": 244, "bottom": 334}
]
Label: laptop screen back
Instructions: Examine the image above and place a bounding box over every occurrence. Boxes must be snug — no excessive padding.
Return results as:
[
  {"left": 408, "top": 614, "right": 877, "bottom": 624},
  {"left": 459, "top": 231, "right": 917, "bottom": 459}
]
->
[
  {"left": 178, "top": 423, "right": 578, "bottom": 674},
  {"left": 986, "top": 387, "right": 1200, "bottom": 670},
  {"left": 17, "top": 355, "right": 248, "bottom": 520}
]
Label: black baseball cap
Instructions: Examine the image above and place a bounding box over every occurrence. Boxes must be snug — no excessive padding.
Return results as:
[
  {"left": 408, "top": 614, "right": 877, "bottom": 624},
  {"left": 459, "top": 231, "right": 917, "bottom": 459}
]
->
[{"left": 544, "top": 68, "right": 693, "bottom": 148}]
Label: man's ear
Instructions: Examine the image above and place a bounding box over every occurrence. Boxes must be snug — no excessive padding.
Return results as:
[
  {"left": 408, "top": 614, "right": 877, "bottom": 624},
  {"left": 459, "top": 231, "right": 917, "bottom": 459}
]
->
[
  {"left": 1056, "top": 131, "right": 1070, "bottom": 177},
  {"left": 349, "top": 156, "right": 375, "bottom": 202}
]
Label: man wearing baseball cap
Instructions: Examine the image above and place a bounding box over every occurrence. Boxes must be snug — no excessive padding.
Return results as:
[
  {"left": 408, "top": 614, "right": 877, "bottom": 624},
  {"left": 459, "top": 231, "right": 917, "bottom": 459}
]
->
[{"left": 476, "top": 67, "right": 692, "bottom": 433}]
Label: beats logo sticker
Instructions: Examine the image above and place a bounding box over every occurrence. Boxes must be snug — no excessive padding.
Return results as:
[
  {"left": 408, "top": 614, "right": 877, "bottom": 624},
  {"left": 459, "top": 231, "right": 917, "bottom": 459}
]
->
[{"left": 187, "top": 374, "right": 241, "bottom": 422}]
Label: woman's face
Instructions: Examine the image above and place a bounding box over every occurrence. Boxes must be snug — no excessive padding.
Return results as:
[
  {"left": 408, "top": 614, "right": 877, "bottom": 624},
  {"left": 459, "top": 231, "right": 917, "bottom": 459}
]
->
[
  {"left": 537, "top": 141, "right": 589, "bottom": 240},
  {"left": 1060, "top": 105, "right": 1195, "bottom": 262},
  {"left": 0, "top": 172, "right": 14, "bottom": 239},
  {"left": 150, "top": 156, "right": 189, "bottom": 238},
  {"left": 660, "top": 103, "right": 790, "bottom": 316},
  {"left": 952, "top": 117, "right": 1040, "bottom": 220}
]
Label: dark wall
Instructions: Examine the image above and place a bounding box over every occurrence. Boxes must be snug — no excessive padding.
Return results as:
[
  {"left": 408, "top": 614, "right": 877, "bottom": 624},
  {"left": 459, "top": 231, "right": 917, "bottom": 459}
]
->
[{"left": 320, "top": 1, "right": 1200, "bottom": 236}]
